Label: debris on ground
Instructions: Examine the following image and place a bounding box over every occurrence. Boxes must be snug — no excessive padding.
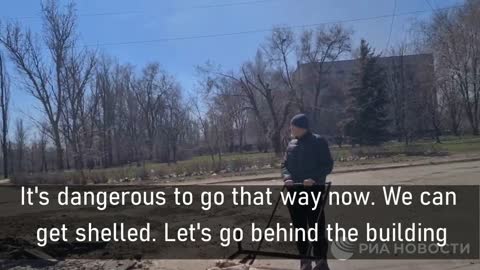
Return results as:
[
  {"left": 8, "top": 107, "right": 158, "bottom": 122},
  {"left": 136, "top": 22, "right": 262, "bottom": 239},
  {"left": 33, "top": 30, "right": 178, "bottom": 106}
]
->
[
  {"left": 0, "top": 237, "right": 119, "bottom": 269},
  {"left": 101, "top": 260, "right": 137, "bottom": 270},
  {"left": 23, "top": 249, "right": 57, "bottom": 264},
  {"left": 207, "top": 260, "right": 254, "bottom": 270}
]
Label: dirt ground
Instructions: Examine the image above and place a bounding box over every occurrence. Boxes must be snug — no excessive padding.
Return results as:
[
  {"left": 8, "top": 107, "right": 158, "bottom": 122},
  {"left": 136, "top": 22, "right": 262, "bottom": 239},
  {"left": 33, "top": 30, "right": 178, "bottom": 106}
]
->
[
  {"left": 1, "top": 160, "right": 479, "bottom": 269},
  {"left": 222, "top": 160, "right": 480, "bottom": 270}
]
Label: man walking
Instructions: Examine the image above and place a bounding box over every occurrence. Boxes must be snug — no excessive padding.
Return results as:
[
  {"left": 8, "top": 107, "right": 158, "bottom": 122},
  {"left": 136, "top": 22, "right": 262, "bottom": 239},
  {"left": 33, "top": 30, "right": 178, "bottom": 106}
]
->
[{"left": 282, "top": 113, "right": 334, "bottom": 270}]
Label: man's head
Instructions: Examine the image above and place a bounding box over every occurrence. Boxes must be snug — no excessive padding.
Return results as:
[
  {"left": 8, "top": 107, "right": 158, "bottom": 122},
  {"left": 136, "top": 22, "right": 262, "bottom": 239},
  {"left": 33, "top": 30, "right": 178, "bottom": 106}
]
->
[{"left": 290, "top": 113, "right": 309, "bottom": 138}]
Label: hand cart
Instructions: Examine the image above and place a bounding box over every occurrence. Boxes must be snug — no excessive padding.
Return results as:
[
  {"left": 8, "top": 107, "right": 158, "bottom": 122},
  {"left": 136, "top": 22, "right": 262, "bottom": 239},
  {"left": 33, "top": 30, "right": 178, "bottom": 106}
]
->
[{"left": 228, "top": 181, "right": 332, "bottom": 266}]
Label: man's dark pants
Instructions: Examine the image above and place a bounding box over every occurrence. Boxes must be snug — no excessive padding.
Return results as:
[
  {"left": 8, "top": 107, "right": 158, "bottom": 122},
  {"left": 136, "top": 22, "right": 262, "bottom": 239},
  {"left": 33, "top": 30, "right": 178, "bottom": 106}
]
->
[{"left": 287, "top": 185, "right": 328, "bottom": 260}]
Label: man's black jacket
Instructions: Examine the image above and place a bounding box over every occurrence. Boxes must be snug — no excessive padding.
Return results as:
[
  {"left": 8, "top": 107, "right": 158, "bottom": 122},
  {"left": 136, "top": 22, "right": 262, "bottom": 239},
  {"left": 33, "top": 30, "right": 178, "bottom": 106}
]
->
[{"left": 281, "top": 131, "right": 334, "bottom": 184}]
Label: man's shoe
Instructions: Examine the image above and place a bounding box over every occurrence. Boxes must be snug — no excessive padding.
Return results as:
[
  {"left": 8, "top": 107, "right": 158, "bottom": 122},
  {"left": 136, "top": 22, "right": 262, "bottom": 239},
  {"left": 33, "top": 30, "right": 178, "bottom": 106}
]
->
[
  {"left": 313, "top": 260, "right": 330, "bottom": 270},
  {"left": 300, "top": 259, "right": 312, "bottom": 270}
]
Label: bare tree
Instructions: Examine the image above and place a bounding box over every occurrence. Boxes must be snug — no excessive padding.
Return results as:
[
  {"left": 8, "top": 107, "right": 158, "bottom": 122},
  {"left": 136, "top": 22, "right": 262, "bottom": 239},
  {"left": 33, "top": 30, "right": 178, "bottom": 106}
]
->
[
  {"left": 62, "top": 48, "right": 95, "bottom": 169},
  {"left": 132, "top": 63, "right": 170, "bottom": 161},
  {"left": 62, "top": 49, "right": 96, "bottom": 169},
  {"left": 39, "top": 124, "right": 49, "bottom": 172},
  {"left": 241, "top": 51, "right": 293, "bottom": 154},
  {"left": 297, "top": 24, "right": 352, "bottom": 122},
  {"left": 93, "top": 56, "right": 115, "bottom": 167},
  {"left": 418, "top": 0, "right": 480, "bottom": 135},
  {"left": 439, "top": 75, "right": 463, "bottom": 136},
  {"left": 207, "top": 76, "right": 248, "bottom": 152},
  {"left": 0, "top": 52, "right": 10, "bottom": 178},
  {"left": 91, "top": 61, "right": 142, "bottom": 166},
  {"left": 0, "top": 0, "right": 80, "bottom": 169},
  {"left": 191, "top": 97, "right": 223, "bottom": 169},
  {"left": 14, "top": 119, "right": 27, "bottom": 173},
  {"left": 263, "top": 27, "right": 298, "bottom": 107},
  {"left": 386, "top": 44, "right": 420, "bottom": 144},
  {"left": 118, "top": 66, "right": 141, "bottom": 164},
  {"left": 425, "top": 82, "right": 443, "bottom": 143},
  {"left": 160, "top": 83, "right": 188, "bottom": 163},
  {"left": 200, "top": 49, "right": 293, "bottom": 155},
  {"left": 224, "top": 88, "right": 248, "bottom": 152}
]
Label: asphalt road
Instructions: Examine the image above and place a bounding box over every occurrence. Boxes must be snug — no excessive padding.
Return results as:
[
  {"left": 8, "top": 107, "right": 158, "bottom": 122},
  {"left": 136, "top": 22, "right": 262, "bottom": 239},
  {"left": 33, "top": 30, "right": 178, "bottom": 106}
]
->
[
  {"left": 158, "top": 160, "right": 480, "bottom": 270},
  {"left": 2, "top": 160, "right": 479, "bottom": 270},
  {"left": 242, "top": 159, "right": 480, "bottom": 185}
]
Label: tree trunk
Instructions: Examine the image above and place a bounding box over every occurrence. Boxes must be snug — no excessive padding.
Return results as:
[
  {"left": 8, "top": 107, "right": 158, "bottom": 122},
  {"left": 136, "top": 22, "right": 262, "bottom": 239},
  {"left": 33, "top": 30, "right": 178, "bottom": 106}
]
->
[
  {"left": 1, "top": 112, "right": 6, "bottom": 178},
  {"left": 2, "top": 140, "right": 7, "bottom": 178},
  {"left": 73, "top": 141, "right": 84, "bottom": 170},
  {"left": 239, "top": 129, "right": 244, "bottom": 152},
  {"left": 64, "top": 135, "right": 70, "bottom": 170},
  {"left": 53, "top": 131, "right": 64, "bottom": 170},
  {"left": 270, "top": 131, "right": 282, "bottom": 156},
  {"left": 41, "top": 147, "right": 47, "bottom": 172},
  {"left": 172, "top": 144, "right": 177, "bottom": 164}
]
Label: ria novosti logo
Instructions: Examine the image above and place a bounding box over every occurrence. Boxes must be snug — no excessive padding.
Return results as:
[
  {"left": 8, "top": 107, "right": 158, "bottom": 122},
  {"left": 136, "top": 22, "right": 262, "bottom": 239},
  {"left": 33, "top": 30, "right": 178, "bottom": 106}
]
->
[
  {"left": 330, "top": 240, "right": 471, "bottom": 260},
  {"left": 330, "top": 239, "right": 355, "bottom": 260}
]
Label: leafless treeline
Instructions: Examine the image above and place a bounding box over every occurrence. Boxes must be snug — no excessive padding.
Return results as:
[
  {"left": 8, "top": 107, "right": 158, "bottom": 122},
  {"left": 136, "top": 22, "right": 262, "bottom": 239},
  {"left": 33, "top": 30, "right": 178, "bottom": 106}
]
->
[
  {"left": 0, "top": 1, "right": 194, "bottom": 175},
  {"left": 0, "top": 0, "right": 479, "bottom": 177},
  {"left": 198, "top": 24, "right": 353, "bottom": 155},
  {"left": 198, "top": 0, "right": 480, "bottom": 155},
  {"left": 417, "top": 0, "right": 480, "bottom": 136}
]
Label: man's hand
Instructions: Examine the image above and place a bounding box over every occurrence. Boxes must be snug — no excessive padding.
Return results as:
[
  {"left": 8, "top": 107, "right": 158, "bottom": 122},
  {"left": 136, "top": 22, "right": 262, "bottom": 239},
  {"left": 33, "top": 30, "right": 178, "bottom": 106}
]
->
[
  {"left": 284, "top": 179, "right": 294, "bottom": 187},
  {"left": 303, "top": 178, "right": 316, "bottom": 187}
]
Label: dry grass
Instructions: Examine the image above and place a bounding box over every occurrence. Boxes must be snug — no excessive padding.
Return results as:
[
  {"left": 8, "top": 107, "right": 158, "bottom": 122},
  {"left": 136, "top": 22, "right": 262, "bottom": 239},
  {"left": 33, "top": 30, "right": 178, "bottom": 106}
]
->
[{"left": 10, "top": 136, "right": 480, "bottom": 185}]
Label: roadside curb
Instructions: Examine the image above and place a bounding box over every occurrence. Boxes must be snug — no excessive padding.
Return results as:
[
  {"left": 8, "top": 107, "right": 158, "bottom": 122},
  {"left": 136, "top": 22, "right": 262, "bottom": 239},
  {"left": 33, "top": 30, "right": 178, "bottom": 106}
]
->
[
  {"left": 209, "top": 156, "right": 480, "bottom": 184},
  {"left": 333, "top": 156, "right": 480, "bottom": 174},
  {"left": 2, "top": 156, "right": 479, "bottom": 186}
]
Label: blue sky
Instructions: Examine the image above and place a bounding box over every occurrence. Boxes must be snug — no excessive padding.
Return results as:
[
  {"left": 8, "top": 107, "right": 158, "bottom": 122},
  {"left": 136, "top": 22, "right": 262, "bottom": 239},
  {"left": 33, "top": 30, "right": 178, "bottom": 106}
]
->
[{"left": 0, "top": 0, "right": 464, "bottom": 132}]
